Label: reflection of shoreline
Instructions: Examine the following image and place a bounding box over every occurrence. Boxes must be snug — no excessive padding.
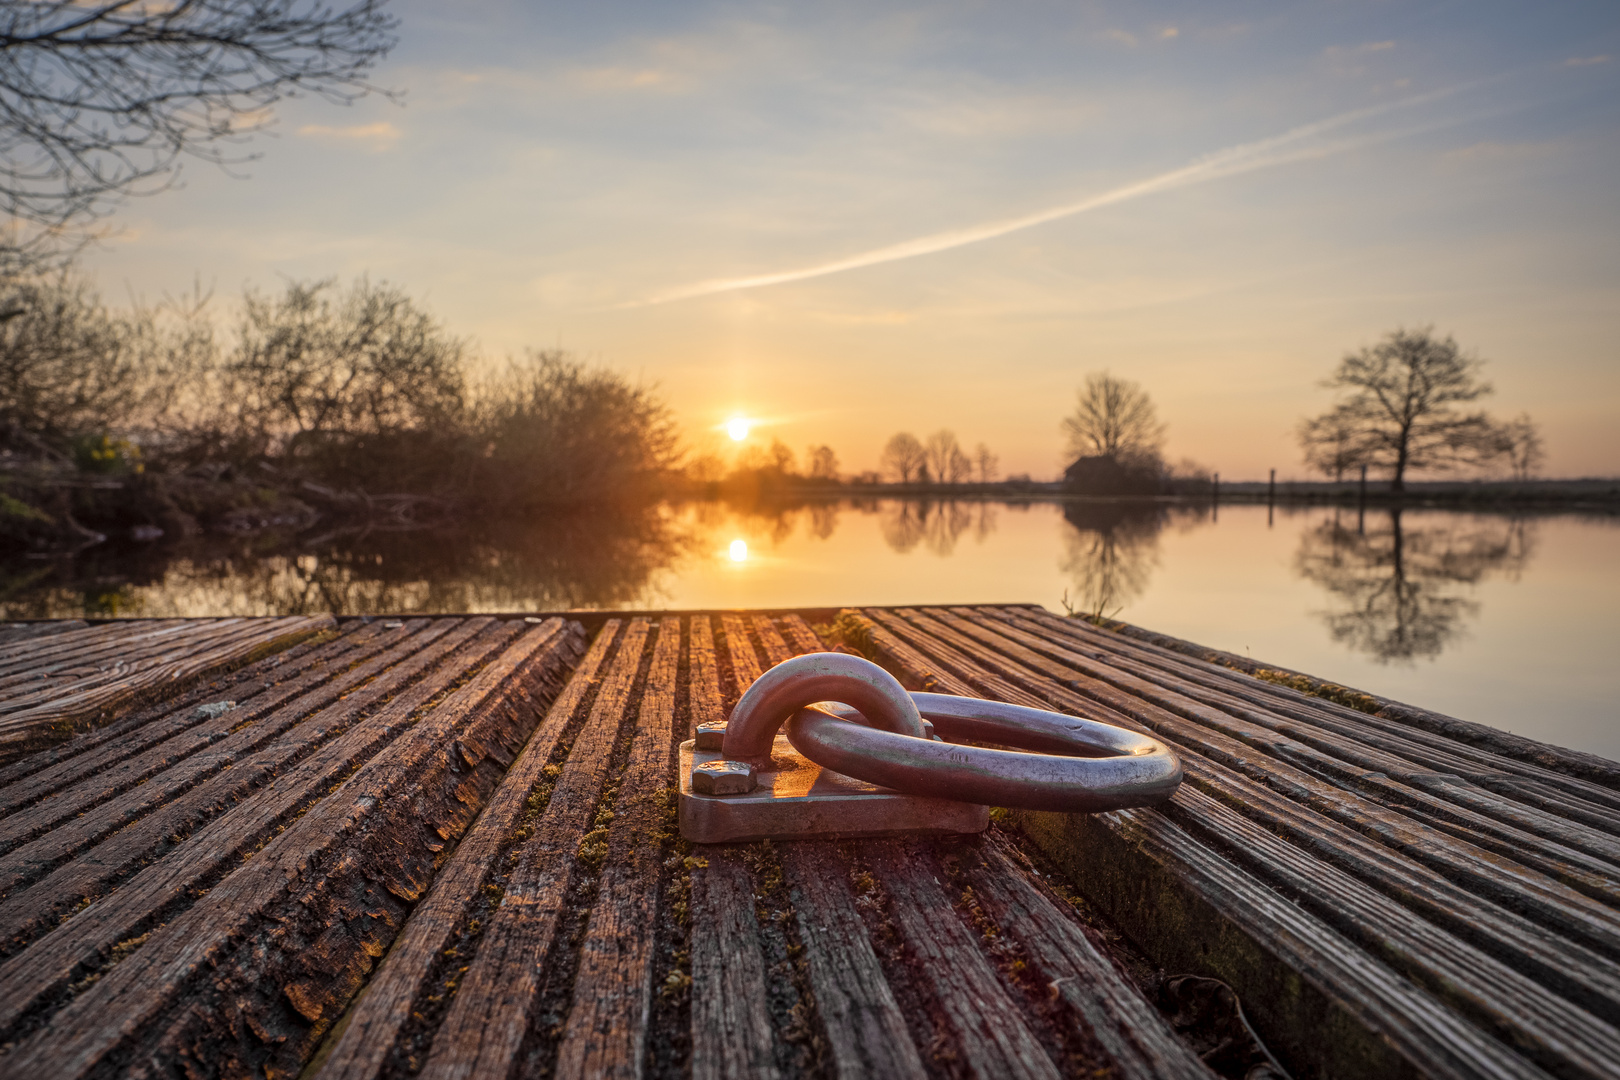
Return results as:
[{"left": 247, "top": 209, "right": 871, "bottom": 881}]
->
[
  {"left": 1295, "top": 508, "right": 1535, "bottom": 664},
  {"left": 1058, "top": 501, "right": 1217, "bottom": 619}
]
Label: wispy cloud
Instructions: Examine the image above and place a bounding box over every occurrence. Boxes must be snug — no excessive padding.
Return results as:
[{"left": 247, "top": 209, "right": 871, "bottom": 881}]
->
[
  {"left": 296, "top": 121, "right": 401, "bottom": 149},
  {"left": 631, "top": 87, "right": 1468, "bottom": 307},
  {"left": 1565, "top": 55, "right": 1611, "bottom": 67}
]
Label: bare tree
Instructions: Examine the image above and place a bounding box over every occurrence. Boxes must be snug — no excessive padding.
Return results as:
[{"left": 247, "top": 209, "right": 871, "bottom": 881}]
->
[
  {"left": 1301, "top": 328, "right": 1503, "bottom": 492},
  {"left": 924, "top": 429, "right": 970, "bottom": 484},
  {"left": 0, "top": 0, "right": 398, "bottom": 270},
  {"left": 1498, "top": 413, "right": 1545, "bottom": 481},
  {"left": 1061, "top": 372, "right": 1165, "bottom": 468},
  {"left": 806, "top": 444, "right": 839, "bottom": 481},
  {"left": 881, "top": 431, "right": 926, "bottom": 483},
  {"left": 1299, "top": 408, "right": 1366, "bottom": 482},
  {"left": 973, "top": 442, "right": 998, "bottom": 484},
  {"left": 228, "top": 278, "right": 464, "bottom": 449}
]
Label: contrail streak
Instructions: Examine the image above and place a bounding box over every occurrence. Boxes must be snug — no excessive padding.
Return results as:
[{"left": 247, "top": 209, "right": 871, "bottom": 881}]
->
[{"left": 633, "top": 86, "right": 1465, "bottom": 307}]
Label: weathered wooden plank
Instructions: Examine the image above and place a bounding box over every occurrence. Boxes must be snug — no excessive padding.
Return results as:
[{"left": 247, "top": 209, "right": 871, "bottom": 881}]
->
[
  {"left": 920, "top": 608, "right": 1620, "bottom": 958},
  {"left": 994, "top": 608, "right": 1620, "bottom": 861},
  {"left": 691, "top": 851, "right": 782, "bottom": 1080},
  {"left": 777, "top": 614, "right": 826, "bottom": 656},
  {"left": 0, "top": 619, "right": 251, "bottom": 698},
  {"left": 0, "top": 618, "right": 312, "bottom": 713},
  {"left": 2, "top": 619, "right": 578, "bottom": 1079},
  {"left": 0, "top": 620, "right": 87, "bottom": 646},
  {"left": 761, "top": 612, "right": 1075, "bottom": 1079},
  {"left": 0, "top": 616, "right": 333, "bottom": 761},
  {"left": 0, "top": 617, "right": 373, "bottom": 812},
  {"left": 778, "top": 842, "right": 926, "bottom": 1080},
  {"left": 687, "top": 615, "right": 720, "bottom": 733},
  {"left": 689, "top": 613, "right": 782, "bottom": 1080},
  {"left": 837, "top": 609, "right": 978, "bottom": 697},
  {"left": 310, "top": 618, "right": 609, "bottom": 1080},
  {"left": 556, "top": 616, "right": 681, "bottom": 1079},
  {"left": 0, "top": 618, "right": 438, "bottom": 862},
  {"left": 867, "top": 607, "right": 1050, "bottom": 709},
  {"left": 0, "top": 619, "right": 505, "bottom": 1035},
  {"left": 417, "top": 618, "right": 652, "bottom": 1080},
  {"left": 1013, "top": 606, "right": 1620, "bottom": 825},
  {"left": 872, "top": 611, "right": 1620, "bottom": 1064},
  {"left": 1167, "top": 784, "right": 1620, "bottom": 1079},
  {"left": 0, "top": 619, "right": 196, "bottom": 681},
  {"left": 1017, "top": 805, "right": 1550, "bottom": 1080},
  {"left": 0, "top": 618, "right": 497, "bottom": 953},
  {"left": 1092, "top": 611, "right": 1620, "bottom": 790},
  {"left": 869, "top": 839, "right": 1062, "bottom": 1080},
  {"left": 964, "top": 839, "right": 1215, "bottom": 1080}
]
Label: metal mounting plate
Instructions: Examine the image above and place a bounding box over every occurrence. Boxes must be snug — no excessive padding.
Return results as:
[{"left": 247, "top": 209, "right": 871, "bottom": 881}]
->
[{"left": 678, "top": 735, "right": 989, "bottom": 844}]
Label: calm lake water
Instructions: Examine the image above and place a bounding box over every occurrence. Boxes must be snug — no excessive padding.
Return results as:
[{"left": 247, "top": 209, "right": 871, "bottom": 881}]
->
[{"left": 4, "top": 498, "right": 1616, "bottom": 760}]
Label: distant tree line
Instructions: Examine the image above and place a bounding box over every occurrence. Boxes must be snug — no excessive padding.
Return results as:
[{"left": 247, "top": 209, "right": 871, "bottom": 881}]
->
[
  {"left": 878, "top": 430, "right": 998, "bottom": 485},
  {"left": 1, "top": 273, "right": 677, "bottom": 547}
]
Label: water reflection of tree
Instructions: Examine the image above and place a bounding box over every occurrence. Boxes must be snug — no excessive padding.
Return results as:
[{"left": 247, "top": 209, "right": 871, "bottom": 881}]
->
[
  {"left": 0, "top": 503, "right": 692, "bottom": 617},
  {"left": 1295, "top": 509, "right": 1534, "bottom": 663},
  {"left": 1058, "top": 502, "right": 1167, "bottom": 617},
  {"left": 880, "top": 500, "right": 996, "bottom": 556}
]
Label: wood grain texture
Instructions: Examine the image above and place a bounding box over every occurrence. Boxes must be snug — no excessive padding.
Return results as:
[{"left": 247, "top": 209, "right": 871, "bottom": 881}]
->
[
  {"left": 310, "top": 619, "right": 610, "bottom": 1080},
  {"left": 0, "top": 618, "right": 497, "bottom": 1035},
  {"left": 418, "top": 619, "right": 651, "bottom": 1080},
  {"left": 0, "top": 617, "right": 384, "bottom": 815},
  {"left": 965, "top": 840, "right": 1215, "bottom": 1080},
  {"left": 0, "top": 616, "right": 333, "bottom": 761},
  {"left": 920, "top": 608, "right": 1620, "bottom": 958},
  {"left": 688, "top": 613, "right": 783, "bottom": 1080},
  {"left": 2, "top": 619, "right": 578, "bottom": 1079},
  {"left": 556, "top": 616, "right": 681, "bottom": 1080},
  {"left": 869, "top": 839, "right": 1062, "bottom": 1080},
  {"left": 779, "top": 842, "right": 926, "bottom": 1080}
]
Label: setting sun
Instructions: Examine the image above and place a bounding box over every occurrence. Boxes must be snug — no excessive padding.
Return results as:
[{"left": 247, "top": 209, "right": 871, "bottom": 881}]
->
[
  {"left": 726, "top": 417, "right": 750, "bottom": 442},
  {"left": 728, "top": 539, "right": 748, "bottom": 562}
]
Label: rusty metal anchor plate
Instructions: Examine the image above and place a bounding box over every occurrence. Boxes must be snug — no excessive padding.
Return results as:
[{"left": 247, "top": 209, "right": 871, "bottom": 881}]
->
[{"left": 678, "top": 735, "right": 989, "bottom": 844}]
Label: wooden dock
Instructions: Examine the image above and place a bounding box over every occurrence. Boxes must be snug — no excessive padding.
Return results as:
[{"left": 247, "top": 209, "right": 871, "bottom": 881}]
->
[{"left": 0, "top": 606, "right": 1615, "bottom": 1080}]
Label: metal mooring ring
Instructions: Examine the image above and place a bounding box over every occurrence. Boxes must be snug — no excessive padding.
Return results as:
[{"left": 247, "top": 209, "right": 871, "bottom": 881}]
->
[
  {"left": 722, "top": 653, "right": 926, "bottom": 764},
  {"left": 787, "top": 691, "right": 1182, "bottom": 813}
]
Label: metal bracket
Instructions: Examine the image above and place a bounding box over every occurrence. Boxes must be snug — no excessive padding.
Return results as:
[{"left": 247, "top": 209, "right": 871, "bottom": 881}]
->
[{"left": 678, "top": 734, "right": 989, "bottom": 844}]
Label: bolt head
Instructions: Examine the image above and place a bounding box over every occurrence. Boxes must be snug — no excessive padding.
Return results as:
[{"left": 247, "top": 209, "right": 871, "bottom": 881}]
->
[
  {"left": 692, "top": 759, "right": 756, "bottom": 796},
  {"left": 695, "top": 721, "right": 727, "bottom": 751}
]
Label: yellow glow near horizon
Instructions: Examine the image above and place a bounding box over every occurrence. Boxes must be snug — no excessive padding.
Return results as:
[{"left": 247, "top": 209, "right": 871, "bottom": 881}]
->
[
  {"left": 726, "top": 417, "right": 751, "bottom": 441},
  {"left": 729, "top": 538, "right": 748, "bottom": 562}
]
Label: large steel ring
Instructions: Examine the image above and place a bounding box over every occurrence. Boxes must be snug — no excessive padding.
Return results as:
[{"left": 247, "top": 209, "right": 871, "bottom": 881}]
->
[
  {"left": 722, "top": 653, "right": 926, "bottom": 764},
  {"left": 788, "top": 694, "right": 1182, "bottom": 812}
]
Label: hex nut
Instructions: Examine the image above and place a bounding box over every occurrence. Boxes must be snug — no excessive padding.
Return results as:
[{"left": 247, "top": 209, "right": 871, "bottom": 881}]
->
[
  {"left": 694, "top": 721, "right": 727, "bottom": 751},
  {"left": 692, "top": 760, "right": 756, "bottom": 796}
]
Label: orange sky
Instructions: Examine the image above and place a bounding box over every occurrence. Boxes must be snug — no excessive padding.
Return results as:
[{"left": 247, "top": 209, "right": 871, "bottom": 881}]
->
[{"left": 80, "top": 2, "right": 1620, "bottom": 480}]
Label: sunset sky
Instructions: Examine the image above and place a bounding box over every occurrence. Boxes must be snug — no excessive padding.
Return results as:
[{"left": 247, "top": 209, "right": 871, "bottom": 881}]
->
[{"left": 81, "top": 1, "right": 1619, "bottom": 480}]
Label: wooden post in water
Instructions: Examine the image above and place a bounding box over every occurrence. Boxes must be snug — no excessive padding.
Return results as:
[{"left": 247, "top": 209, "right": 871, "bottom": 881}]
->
[
  {"left": 1267, "top": 468, "right": 1275, "bottom": 527},
  {"left": 1212, "top": 472, "right": 1219, "bottom": 522},
  {"left": 1358, "top": 464, "right": 1367, "bottom": 534}
]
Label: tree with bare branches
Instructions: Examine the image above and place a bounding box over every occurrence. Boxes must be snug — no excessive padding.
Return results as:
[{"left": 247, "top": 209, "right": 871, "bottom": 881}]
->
[
  {"left": 0, "top": 0, "right": 398, "bottom": 272},
  {"left": 1300, "top": 328, "right": 1506, "bottom": 492},
  {"left": 880, "top": 431, "right": 926, "bottom": 483},
  {"left": 924, "top": 429, "right": 971, "bottom": 484},
  {"left": 1061, "top": 372, "right": 1164, "bottom": 469}
]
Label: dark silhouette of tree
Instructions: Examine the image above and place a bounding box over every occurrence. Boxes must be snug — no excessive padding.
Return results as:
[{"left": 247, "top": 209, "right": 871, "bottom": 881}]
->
[
  {"left": 924, "top": 429, "right": 971, "bottom": 484},
  {"left": 1295, "top": 508, "right": 1534, "bottom": 663},
  {"left": 0, "top": 0, "right": 397, "bottom": 272},
  {"left": 1300, "top": 328, "right": 1509, "bottom": 493},
  {"left": 806, "top": 444, "right": 838, "bottom": 481},
  {"left": 973, "top": 442, "right": 998, "bottom": 483},
  {"left": 881, "top": 431, "right": 926, "bottom": 483},
  {"left": 1499, "top": 413, "right": 1545, "bottom": 481},
  {"left": 1062, "top": 372, "right": 1164, "bottom": 469}
]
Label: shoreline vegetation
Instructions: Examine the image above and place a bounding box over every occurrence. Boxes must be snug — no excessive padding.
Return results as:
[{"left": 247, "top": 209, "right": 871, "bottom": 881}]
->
[{"left": 3, "top": 274, "right": 1616, "bottom": 559}]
